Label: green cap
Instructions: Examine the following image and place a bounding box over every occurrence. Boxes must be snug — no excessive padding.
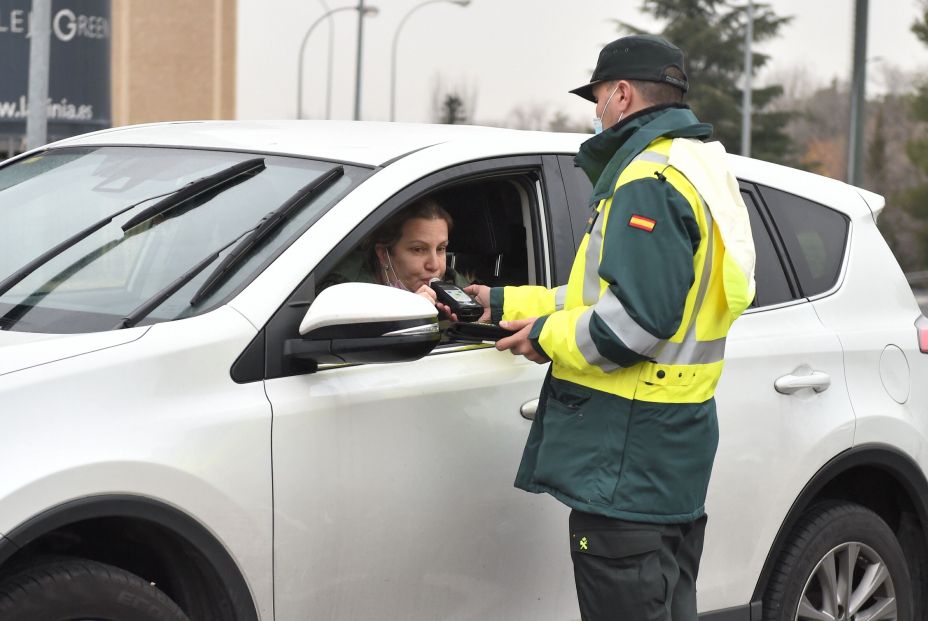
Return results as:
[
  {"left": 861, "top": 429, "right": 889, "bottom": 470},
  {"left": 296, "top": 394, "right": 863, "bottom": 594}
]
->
[{"left": 570, "top": 34, "right": 688, "bottom": 102}]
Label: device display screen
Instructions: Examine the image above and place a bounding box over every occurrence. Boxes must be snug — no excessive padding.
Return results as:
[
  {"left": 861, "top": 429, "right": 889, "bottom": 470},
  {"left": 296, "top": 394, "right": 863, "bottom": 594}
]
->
[{"left": 445, "top": 289, "right": 473, "bottom": 304}]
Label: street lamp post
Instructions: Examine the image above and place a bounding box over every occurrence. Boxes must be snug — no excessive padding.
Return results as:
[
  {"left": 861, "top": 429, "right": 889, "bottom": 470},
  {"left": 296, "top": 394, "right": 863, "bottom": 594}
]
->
[
  {"left": 741, "top": 0, "right": 753, "bottom": 158},
  {"left": 318, "top": 0, "right": 335, "bottom": 120},
  {"left": 847, "top": 0, "right": 869, "bottom": 186},
  {"left": 353, "top": 0, "right": 366, "bottom": 121},
  {"left": 297, "top": 4, "right": 378, "bottom": 120},
  {"left": 390, "top": 0, "right": 471, "bottom": 122},
  {"left": 26, "top": 0, "right": 52, "bottom": 149}
]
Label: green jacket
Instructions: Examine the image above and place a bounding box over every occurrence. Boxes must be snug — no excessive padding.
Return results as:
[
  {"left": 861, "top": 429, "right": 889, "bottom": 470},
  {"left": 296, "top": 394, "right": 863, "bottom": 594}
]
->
[{"left": 494, "top": 106, "right": 736, "bottom": 523}]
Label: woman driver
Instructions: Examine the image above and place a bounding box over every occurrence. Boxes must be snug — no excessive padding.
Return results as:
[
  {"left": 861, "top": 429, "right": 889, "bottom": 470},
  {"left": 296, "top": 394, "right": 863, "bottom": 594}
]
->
[{"left": 321, "top": 198, "right": 472, "bottom": 316}]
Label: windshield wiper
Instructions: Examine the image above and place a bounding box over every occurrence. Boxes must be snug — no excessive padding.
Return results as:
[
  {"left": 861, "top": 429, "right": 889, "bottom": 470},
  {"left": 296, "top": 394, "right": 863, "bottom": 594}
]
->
[
  {"left": 116, "top": 165, "right": 345, "bottom": 330},
  {"left": 115, "top": 228, "right": 256, "bottom": 329},
  {"left": 0, "top": 157, "right": 266, "bottom": 302},
  {"left": 116, "top": 166, "right": 343, "bottom": 329},
  {"left": 120, "top": 157, "right": 265, "bottom": 232},
  {"left": 0, "top": 188, "right": 177, "bottom": 300},
  {"left": 189, "top": 165, "right": 345, "bottom": 306}
]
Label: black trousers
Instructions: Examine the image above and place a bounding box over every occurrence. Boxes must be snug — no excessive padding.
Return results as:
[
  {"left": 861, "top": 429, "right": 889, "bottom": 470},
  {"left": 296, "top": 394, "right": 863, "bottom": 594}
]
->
[{"left": 569, "top": 510, "right": 708, "bottom": 621}]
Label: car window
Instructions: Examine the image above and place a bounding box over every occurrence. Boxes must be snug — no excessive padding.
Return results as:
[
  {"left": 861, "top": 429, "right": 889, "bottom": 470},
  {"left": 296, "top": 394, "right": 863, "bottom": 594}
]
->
[
  {"left": 251, "top": 156, "right": 550, "bottom": 381},
  {"left": 0, "top": 146, "right": 370, "bottom": 333},
  {"left": 436, "top": 178, "right": 535, "bottom": 288},
  {"left": 741, "top": 188, "right": 795, "bottom": 307},
  {"left": 316, "top": 176, "right": 540, "bottom": 295},
  {"left": 758, "top": 185, "right": 849, "bottom": 297},
  {"left": 308, "top": 173, "right": 543, "bottom": 361}
]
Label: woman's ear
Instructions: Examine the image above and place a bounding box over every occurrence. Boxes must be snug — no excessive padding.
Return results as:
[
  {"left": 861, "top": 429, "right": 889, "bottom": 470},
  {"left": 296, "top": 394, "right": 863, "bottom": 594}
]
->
[{"left": 374, "top": 244, "right": 388, "bottom": 267}]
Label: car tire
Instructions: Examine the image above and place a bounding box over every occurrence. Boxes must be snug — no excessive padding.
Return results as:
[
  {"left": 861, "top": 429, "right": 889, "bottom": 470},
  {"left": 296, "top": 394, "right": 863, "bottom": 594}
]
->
[
  {"left": 763, "top": 501, "right": 912, "bottom": 621},
  {"left": 0, "top": 556, "right": 190, "bottom": 621}
]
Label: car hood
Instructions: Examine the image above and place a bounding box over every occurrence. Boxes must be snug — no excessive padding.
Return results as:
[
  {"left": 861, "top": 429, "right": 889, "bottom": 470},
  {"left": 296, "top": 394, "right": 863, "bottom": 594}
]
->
[{"left": 0, "top": 328, "right": 149, "bottom": 377}]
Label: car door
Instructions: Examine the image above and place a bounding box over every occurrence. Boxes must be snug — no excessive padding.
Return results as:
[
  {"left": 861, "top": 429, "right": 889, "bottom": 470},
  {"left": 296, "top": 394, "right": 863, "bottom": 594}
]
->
[
  {"left": 265, "top": 157, "right": 580, "bottom": 620},
  {"left": 695, "top": 184, "right": 856, "bottom": 613}
]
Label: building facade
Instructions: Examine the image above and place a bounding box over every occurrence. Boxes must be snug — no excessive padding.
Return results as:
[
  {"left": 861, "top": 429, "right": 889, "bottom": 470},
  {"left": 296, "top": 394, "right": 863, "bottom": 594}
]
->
[
  {"left": 1, "top": 0, "right": 236, "bottom": 159},
  {"left": 110, "top": 0, "right": 236, "bottom": 127}
]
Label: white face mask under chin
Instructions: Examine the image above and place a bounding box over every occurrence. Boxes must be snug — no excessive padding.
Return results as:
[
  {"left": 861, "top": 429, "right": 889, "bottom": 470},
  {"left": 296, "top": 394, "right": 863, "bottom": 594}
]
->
[{"left": 593, "top": 85, "right": 622, "bottom": 135}]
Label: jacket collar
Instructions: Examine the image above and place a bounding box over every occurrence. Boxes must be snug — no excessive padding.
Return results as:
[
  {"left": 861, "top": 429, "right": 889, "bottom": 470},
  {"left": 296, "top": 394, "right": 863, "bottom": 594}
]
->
[{"left": 575, "top": 104, "right": 712, "bottom": 206}]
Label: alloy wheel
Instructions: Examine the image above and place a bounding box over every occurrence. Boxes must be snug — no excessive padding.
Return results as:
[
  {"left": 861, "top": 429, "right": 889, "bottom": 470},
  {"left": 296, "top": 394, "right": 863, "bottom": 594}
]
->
[{"left": 797, "top": 541, "right": 897, "bottom": 621}]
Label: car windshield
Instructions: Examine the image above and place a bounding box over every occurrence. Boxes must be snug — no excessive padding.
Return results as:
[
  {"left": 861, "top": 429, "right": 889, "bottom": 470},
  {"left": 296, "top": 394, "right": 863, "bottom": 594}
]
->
[{"left": 0, "top": 146, "right": 370, "bottom": 334}]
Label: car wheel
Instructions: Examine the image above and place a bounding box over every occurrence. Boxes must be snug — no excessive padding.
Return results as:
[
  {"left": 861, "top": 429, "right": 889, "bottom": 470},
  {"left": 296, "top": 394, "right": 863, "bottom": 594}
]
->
[
  {"left": 763, "top": 501, "right": 913, "bottom": 621},
  {"left": 0, "top": 556, "right": 190, "bottom": 621}
]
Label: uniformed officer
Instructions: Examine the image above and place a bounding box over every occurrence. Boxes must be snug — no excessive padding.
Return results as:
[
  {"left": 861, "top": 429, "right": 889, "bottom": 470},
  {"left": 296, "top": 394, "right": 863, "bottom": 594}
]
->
[{"left": 466, "top": 35, "right": 756, "bottom": 621}]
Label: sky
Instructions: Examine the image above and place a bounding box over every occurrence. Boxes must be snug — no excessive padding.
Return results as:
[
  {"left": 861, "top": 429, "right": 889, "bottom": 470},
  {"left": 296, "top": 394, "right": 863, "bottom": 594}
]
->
[{"left": 236, "top": 0, "right": 928, "bottom": 126}]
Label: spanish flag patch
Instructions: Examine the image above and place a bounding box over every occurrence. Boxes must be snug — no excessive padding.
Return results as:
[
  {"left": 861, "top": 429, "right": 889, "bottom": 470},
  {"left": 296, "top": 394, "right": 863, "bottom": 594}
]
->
[{"left": 628, "top": 214, "right": 656, "bottom": 232}]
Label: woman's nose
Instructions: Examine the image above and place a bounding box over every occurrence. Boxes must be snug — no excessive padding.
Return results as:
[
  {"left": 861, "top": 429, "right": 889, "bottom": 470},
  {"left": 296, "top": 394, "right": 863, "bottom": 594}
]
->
[{"left": 424, "top": 250, "right": 439, "bottom": 270}]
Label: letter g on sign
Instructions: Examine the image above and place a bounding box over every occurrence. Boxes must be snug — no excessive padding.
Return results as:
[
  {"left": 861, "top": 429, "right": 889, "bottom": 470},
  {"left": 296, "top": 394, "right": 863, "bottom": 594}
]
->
[{"left": 53, "top": 9, "right": 76, "bottom": 42}]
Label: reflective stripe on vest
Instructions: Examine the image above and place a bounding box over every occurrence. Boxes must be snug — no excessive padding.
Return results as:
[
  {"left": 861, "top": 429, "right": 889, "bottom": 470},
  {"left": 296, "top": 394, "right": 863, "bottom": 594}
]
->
[
  {"left": 633, "top": 150, "right": 670, "bottom": 165},
  {"left": 575, "top": 290, "right": 665, "bottom": 373},
  {"left": 581, "top": 149, "right": 670, "bottom": 306},
  {"left": 574, "top": 149, "right": 726, "bottom": 371},
  {"left": 654, "top": 196, "right": 726, "bottom": 365},
  {"left": 582, "top": 206, "right": 605, "bottom": 304}
]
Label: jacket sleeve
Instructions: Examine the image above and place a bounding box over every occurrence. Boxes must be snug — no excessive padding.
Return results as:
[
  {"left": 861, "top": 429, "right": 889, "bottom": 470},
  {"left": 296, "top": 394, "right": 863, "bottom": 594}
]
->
[
  {"left": 532, "top": 177, "right": 700, "bottom": 372},
  {"left": 489, "top": 285, "right": 566, "bottom": 324}
]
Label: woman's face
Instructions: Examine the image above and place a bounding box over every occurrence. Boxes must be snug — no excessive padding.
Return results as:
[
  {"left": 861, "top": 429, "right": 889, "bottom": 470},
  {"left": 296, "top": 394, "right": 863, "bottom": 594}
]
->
[{"left": 377, "top": 217, "right": 449, "bottom": 291}]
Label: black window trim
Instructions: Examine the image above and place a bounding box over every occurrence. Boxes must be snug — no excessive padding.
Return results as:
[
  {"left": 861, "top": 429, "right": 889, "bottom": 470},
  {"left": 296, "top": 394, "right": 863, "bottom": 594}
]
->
[
  {"left": 543, "top": 155, "right": 576, "bottom": 284},
  {"left": 738, "top": 181, "right": 802, "bottom": 311}
]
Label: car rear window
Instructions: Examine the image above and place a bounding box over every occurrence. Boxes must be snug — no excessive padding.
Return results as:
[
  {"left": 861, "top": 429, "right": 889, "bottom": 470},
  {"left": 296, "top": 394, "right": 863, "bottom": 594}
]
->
[{"left": 758, "top": 185, "right": 849, "bottom": 298}]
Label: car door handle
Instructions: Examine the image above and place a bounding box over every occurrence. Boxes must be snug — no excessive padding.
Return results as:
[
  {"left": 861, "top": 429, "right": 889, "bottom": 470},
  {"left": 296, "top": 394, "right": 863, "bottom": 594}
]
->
[
  {"left": 774, "top": 367, "right": 831, "bottom": 395},
  {"left": 520, "top": 399, "right": 539, "bottom": 420}
]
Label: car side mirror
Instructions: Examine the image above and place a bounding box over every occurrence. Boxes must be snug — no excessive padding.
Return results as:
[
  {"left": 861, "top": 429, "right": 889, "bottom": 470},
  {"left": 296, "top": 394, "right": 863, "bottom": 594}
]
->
[{"left": 284, "top": 283, "right": 440, "bottom": 366}]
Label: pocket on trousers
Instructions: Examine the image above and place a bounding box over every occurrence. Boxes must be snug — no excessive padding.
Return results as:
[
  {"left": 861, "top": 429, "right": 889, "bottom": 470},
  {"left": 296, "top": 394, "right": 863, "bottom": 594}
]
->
[
  {"left": 569, "top": 525, "right": 667, "bottom": 619},
  {"left": 534, "top": 383, "right": 627, "bottom": 505}
]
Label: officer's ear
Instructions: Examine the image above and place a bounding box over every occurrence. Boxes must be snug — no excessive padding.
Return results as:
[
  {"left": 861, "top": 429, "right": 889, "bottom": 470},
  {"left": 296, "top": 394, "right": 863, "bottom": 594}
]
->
[{"left": 616, "top": 80, "right": 634, "bottom": 106}]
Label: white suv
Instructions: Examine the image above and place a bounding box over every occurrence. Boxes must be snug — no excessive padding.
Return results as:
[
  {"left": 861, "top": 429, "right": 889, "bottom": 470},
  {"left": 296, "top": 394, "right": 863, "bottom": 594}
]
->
[{"left": 0, "top": 121, "right": 925, "bottom": 621}]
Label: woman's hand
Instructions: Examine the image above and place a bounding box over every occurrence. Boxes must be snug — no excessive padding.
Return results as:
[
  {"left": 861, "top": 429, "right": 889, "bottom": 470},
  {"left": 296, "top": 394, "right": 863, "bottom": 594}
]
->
[
  {"left": 414, "top": 284, "right": 457, "bottom": 321},
  {"left": 463, "top": 284, "right": 491, "bottom": 323}
]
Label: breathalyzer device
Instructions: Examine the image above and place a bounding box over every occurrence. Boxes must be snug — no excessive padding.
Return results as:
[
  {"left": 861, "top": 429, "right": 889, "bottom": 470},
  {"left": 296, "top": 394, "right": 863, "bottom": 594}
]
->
[{"left": 429, "top": 279, "right": 484, "bottom": 322}]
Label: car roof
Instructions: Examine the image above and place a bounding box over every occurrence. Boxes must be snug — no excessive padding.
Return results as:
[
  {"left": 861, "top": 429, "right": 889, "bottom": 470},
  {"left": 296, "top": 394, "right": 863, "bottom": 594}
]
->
[
  {"left": 47, "top": 120, "right": 878, "bottom": 219},
  {"left": 52, "top": 120, "right": 589, "bottom": 167}
]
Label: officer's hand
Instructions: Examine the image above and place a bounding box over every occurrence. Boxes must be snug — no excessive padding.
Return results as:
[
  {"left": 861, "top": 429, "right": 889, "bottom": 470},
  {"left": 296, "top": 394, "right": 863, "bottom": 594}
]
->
[
  {"left": 463, "top": 284, "right": 491, "bottom": 323},
  {"left": 496, "top": 318, "right": 549, "bottom": 364}
]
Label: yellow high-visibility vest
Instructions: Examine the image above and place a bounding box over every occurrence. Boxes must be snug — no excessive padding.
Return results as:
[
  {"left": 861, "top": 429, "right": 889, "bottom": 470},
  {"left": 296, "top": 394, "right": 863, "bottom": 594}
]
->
[{"left": 500, "top": 137, "right": 755, "bottom": 404}]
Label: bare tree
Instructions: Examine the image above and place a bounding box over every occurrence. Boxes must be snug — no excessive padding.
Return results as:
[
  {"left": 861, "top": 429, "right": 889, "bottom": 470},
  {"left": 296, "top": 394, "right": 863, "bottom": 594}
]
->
[
  {"left": 547, "top": 110, "right": 590, "bottom": 134},
  {"left": 505, "top": 103, "right": 551, "bottom": 131},
  {"left": 430, "top": 74, "right": 478, "bottom": 124}
]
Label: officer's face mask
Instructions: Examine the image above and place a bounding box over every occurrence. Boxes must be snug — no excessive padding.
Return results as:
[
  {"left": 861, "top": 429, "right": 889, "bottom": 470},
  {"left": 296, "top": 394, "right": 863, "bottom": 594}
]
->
[{"left": 593, "top": 83, "right": 622, "bottom": 135}]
